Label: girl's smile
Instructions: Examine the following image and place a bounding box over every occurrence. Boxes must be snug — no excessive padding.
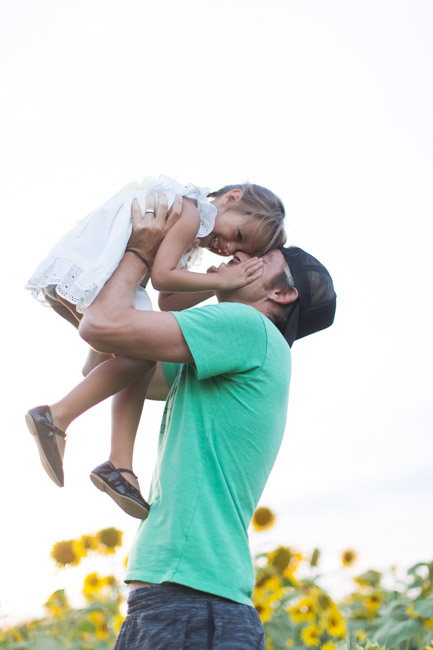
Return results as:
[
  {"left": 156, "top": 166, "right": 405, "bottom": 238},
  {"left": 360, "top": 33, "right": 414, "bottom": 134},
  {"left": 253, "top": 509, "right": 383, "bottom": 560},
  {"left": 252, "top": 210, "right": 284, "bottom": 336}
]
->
[{"left": 200, "top": 210, "right": 260, "bottom": 257}]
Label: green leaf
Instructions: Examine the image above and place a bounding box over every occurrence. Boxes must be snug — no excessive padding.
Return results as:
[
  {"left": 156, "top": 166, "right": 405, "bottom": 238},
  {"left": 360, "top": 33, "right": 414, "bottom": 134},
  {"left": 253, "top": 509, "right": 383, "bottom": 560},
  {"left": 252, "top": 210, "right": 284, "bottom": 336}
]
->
[
  {"left": 348, "top": 633, "right": 358, "bottom": 650},
  {"left": 407, "top": 562, "right": 430, "bottom": 575},
  {"left": 76, "top": 618, "right": 97, "bottom": 633},
  {"left": 33, "top": 638, "right": 64, "bottom": 650},
  {"left": 412, "top": 598, "right": 433, "bottom": 618},
  {"left": 374, "top": 618, "right": 423, "bottom": 647},
  {"left": 379, "top": 598, "right": 410, "bottom": 618}
]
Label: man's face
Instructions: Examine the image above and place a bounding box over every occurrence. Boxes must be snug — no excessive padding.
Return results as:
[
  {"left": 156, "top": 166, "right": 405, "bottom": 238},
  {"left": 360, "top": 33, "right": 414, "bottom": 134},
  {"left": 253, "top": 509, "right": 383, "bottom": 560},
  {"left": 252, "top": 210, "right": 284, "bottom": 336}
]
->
[{"left": 214, "top": 249, "right": 286, "bottom": 304}]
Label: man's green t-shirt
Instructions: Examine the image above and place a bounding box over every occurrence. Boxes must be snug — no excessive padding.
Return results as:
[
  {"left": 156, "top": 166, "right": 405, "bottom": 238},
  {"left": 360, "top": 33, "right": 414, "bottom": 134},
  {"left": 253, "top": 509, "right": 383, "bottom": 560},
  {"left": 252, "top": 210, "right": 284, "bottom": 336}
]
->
[{"left": 125, "top": 302, "right": 291, "bottom": 605}]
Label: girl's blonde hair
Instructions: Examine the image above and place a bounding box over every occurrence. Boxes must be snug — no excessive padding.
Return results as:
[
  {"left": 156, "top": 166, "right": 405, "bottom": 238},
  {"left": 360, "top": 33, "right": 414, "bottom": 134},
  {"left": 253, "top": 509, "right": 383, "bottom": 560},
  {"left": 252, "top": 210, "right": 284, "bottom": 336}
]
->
[{"left": 209, "top": 183, "right": 287, "bottom": 256}]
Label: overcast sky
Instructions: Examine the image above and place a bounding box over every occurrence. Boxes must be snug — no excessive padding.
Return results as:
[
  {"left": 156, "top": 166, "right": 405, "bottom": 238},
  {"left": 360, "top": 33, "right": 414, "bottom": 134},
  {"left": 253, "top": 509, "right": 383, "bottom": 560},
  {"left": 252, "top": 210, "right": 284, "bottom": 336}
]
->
[{"left": 1, "top": 0, "right": 432, "bottom": 623}]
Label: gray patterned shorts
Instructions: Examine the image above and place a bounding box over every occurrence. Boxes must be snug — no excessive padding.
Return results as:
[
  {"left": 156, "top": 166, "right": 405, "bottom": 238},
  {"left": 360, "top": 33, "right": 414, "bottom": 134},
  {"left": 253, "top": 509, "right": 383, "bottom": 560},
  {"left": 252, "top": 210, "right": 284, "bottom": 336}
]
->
[{"left": 114, "top": 583, "right": 265, "bottom": 650}]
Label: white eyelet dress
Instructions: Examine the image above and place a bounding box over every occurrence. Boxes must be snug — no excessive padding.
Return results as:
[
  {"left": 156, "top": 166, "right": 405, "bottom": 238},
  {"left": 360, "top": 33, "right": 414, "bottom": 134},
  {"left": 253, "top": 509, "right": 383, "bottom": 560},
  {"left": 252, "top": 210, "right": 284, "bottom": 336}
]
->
[{"left": 25, "top": 175, "right": 217, "bottom": 313}]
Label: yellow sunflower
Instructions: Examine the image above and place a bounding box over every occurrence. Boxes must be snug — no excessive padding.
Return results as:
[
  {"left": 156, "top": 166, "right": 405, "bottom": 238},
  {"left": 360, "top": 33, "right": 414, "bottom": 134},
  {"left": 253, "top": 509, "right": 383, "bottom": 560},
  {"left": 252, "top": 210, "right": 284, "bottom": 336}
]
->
[
  {"left": 252, "top": 507, "right": 276, "bottom": 532},
  {"left": 322, "top": 606, "right": 346, "bottom": 638},
  {"left": 289, "top": 597, "right": 316, "bottom": 624},
  {"left": 44, "top": 589, "right": 70, "bottom": 618},
  {"left": 113, "top": 613, "right": 125, "bottom": 634},
  {"left": 353, "top": 570, "right": 381, "bottom": 589},
  {"left": 354, "top": 629, "right": 367, "bottom": 641},
  {"left": 309, "top": 587, "right": 333, "bottom": 615},
  {"left": 89, "top": 610, "right": 109, "bottom": 639},
  {"left": 301, "top": 624, "right": 322, "bottom": 647},
  {"left": 341, "top": 549, "right": 357, "bottom": 567},
  {"left": 83, "top": 572, "right": 105, "bottom": 601},
  {"left": 50, "top": 539, "right": 83, "bottom": 567},
  {"left": 97, "top": 527, "right": 123, "bottom": 554},
  {"left": 253, "top": 575, "right": 283, "bottom": 605},
  {"left": 77, "top": 534, "right": 98, "bottom": 556},
  {"left": 363, "top": 591, "right": 383, "bottom": 613},
  {"left": 255, "top": 600, "right": 273, "bottom": 623},
  {"left": 266, "top": 546, "right": 302, "bottom": 582}
]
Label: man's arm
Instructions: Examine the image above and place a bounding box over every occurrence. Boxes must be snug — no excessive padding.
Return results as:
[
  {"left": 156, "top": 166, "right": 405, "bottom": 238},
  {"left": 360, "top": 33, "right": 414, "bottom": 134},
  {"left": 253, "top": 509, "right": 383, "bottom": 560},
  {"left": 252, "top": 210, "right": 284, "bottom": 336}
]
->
[{"left": 79, "top": 194, "right": 194, "bottom": 364}]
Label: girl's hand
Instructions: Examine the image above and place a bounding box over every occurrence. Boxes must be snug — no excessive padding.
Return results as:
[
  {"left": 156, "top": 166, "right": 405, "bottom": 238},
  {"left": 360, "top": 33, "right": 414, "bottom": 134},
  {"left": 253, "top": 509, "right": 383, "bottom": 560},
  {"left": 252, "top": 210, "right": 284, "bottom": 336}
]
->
[
  {"left": 211, "top": 257, "right": 264, "bottom": 290},
  {"left": 127, "top": 193, "right": 183, "bottom": 264}
]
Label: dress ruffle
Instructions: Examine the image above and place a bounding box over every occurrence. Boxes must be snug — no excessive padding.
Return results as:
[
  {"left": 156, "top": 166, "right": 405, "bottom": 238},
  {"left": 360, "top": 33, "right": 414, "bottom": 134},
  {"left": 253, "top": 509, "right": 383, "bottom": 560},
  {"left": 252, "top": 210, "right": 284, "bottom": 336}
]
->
[{"left": 25, "top": 175, "right": 216, "bottom": 312}]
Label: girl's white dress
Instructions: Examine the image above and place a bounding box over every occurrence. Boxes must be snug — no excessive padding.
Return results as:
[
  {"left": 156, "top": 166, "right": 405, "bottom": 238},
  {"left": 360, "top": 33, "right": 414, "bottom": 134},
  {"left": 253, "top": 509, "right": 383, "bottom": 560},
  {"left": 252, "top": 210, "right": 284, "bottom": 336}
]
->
[{"left": 26, "top": 175, "right": 217, "bottom": 312}]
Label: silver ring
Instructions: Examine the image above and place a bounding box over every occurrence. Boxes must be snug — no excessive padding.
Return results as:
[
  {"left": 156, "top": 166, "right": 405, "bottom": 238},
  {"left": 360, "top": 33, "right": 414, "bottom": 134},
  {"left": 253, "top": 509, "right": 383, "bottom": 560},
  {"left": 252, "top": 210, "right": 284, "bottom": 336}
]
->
[{"left": 144, "top": 209, "right": 156, "bottom": 215}]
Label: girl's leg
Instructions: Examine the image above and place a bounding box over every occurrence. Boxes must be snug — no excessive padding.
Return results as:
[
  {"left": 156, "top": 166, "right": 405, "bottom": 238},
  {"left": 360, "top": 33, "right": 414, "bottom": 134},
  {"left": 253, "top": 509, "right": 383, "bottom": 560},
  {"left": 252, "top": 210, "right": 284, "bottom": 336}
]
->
[
  {"left": 28, "top": 355, "right": 154, "bottom": 488},
  {"left": 49, "top": 355, "right": 155, "bottom": 437},
  {"left": 82, "top": 349, "right": 113, "bottom": 376},
  {"left": 43, "top": 286, "right": 81, "bottom": 329},
  {"left": 107, "top": 367, "right": 156, "bottom": 488}
]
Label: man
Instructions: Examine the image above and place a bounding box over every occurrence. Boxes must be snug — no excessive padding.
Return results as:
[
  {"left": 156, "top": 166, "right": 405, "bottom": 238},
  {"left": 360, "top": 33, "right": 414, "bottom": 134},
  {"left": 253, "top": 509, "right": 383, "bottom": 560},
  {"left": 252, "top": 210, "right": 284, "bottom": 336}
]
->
[{"left": 79, "top": 196, "right": 336, "bottom": 649}]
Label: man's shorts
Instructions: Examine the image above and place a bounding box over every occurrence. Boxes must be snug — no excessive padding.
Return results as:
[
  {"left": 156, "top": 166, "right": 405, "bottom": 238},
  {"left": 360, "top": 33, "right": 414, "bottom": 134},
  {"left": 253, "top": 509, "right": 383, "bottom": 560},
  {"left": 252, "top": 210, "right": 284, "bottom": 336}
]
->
[{"left": 114, "top": 583, "right": 265, "bottom": 650}]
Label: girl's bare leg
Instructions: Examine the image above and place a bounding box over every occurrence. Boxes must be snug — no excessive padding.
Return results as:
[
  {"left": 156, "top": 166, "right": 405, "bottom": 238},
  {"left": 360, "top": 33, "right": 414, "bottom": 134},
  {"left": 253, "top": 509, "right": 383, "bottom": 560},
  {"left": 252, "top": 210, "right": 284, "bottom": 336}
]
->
[
  {"left": 82, "top": 349, "right": 113, "bottom": 376},
  {"left": 107, "top": 367, "right": 156, "bottom": 488},
  {"left": 48, "top": 355, "right": 155, "bottom": 457}
]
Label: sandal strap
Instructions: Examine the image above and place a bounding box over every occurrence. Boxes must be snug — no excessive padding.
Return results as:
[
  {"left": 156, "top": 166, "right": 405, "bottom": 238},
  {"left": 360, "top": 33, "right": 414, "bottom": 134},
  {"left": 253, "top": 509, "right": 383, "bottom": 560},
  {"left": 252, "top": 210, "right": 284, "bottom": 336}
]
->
[
  {"left": 45, "top": 421, "right": 66, "bottom": 439},
  {"left": 117, "top": 468, "right": 138, "bottom": 480}
]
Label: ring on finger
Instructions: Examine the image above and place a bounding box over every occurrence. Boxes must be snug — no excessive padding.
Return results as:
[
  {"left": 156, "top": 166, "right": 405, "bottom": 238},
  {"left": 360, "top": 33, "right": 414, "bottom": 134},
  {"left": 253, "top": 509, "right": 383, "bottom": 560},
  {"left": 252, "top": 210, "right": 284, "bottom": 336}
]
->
[{"left": 145, "top": 209, "right": 156, "bottom": 216}]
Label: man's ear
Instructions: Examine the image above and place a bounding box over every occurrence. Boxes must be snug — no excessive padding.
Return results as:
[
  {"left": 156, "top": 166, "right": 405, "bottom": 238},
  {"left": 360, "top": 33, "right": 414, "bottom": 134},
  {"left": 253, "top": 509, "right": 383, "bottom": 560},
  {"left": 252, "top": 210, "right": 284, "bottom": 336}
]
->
[
  {"left": 222, "top": 189, "right": 243, "bottom": 205},
  {"left": 269, "top": 286, "right": 298, "bottom": 306}
]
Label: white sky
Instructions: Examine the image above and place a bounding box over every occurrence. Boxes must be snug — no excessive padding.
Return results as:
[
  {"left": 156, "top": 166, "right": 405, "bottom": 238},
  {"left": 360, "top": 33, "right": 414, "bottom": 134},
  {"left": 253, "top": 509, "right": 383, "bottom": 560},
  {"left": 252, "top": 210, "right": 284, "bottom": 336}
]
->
[{"left": 1, "top": 0, "right": 432, "bottom": 624}]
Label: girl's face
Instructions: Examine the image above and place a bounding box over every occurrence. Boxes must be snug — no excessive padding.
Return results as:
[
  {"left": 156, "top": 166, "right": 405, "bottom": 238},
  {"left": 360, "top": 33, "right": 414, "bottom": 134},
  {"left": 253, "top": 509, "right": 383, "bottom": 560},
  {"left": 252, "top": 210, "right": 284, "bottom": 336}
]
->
[{"left": 200, "top": 210, "right": 260, "bottom": 257}]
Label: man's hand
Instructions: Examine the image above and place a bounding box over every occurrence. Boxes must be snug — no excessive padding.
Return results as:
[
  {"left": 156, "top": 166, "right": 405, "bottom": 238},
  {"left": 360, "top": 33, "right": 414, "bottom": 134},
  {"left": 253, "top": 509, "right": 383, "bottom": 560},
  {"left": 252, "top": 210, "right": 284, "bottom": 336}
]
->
[
  {"left": 207, "top": 257, "right": 264, "bottom": 290},
  {"left": 127, "top": 192, "right": 182, "bottom": 264}
]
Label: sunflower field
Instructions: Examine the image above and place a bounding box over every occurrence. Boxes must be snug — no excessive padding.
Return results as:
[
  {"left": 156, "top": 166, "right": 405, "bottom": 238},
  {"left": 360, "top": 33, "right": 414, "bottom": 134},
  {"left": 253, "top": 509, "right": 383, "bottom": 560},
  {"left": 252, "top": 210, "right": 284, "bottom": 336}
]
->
[{"left": 1, "top": 511, "right": 433, "bottom": 650}]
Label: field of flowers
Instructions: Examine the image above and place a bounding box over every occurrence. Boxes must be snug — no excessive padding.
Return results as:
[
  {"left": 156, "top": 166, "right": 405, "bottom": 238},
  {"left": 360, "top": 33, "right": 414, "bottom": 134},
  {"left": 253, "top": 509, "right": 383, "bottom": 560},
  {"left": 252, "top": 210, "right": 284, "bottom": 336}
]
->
[{"left": 1, "top": 509, "right": 432, "bottom": 650}]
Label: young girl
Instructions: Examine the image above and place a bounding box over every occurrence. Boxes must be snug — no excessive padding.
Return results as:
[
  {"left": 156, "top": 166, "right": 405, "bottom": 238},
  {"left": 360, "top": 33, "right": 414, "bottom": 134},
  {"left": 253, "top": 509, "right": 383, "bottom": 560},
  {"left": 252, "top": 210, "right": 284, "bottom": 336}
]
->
[{"left": 25, "top": 175, "right": 286, "bottom": 518}]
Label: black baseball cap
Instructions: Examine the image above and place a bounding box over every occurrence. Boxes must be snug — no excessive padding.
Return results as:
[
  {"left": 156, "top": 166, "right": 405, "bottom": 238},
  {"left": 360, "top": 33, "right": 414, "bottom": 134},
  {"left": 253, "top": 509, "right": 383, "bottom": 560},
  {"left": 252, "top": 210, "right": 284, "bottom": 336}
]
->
[{"left": 280, "top": 246, "right": 337, "bottom": 346}]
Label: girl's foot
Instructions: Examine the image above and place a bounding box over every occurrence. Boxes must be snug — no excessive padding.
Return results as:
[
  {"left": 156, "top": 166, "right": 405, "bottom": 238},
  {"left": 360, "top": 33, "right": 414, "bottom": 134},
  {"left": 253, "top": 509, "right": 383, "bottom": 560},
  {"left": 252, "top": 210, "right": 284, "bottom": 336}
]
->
[
  {"left": 25, "top": 406, "right": 66, "bottom": 487},
  {"left": 89, "top": 460, "right": 150, "bottom": 519}
]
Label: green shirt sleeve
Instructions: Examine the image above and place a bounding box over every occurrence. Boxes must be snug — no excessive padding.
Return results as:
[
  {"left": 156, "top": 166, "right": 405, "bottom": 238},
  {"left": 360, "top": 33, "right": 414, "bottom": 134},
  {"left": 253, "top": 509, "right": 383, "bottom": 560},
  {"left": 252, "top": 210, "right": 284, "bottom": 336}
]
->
[
  {"left": 162, "top": 362, "right": 182, "bottom": 387},
  {"left": 171, "top": 302, "right": 268, "bottom": 381}
]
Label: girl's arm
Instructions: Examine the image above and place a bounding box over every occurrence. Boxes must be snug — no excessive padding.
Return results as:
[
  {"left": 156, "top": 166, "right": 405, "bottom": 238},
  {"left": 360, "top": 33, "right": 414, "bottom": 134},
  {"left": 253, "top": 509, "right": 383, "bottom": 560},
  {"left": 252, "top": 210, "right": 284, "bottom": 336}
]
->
[
  {"left": 158, "top": 290, "right": 214, "bottom": 312},
  {"left": 151, "top": 198, "right": 263, "bottom": 293}
]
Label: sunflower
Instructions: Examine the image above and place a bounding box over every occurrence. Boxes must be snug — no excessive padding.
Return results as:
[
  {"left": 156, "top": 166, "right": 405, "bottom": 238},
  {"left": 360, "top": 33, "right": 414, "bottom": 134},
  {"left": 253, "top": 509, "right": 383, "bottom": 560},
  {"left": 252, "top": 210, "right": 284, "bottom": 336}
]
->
[
  {"left": 342, "top": 549, "right": 357, "bottom": 567},
  {"left": 289, "top": 597, "right": 316, "bottom": 624},
  {"left": 353, "top": 570, "right": 381, "bottom": 589},
  {"left": 308, "top": 587, "right": 333, "bottom": 615},
  {"left": 267, "top": 546, "right": 302, "bottom": 579},
  {"left": 301, "top": 624, "right": 322, "bottom": 647},
  {"left": 89, "top": 610, "right": 109, "bottom": 639},
  {"left": 97, "top": 527, "right": 123, "bottom": 554},
  {"left": 354, "top": 629, "right": 367, "bottom": 641},
  {"left": 363, "top": 591, "right": 383, "bottom": 613},
  {"left": 50, "top": 539, "right": 82, "bottom": 567},
  {"left": 77, "top": 534, "right": 98, "bottom": 556},
  {"left": 113, "top": 613, "right": 125, "bottom": 634},
  {"left": 44, "top": 589, "right": 70, "bottom": 618},
  {"left": 322, "top": 607, "right": 346, "bottom": 638},
  {"left": 252, "top": 507, "right": 276, "bottom": 531},
  {"left": 253, "top": 575, "right": 283, "bottom": 605},
  {"left": 103, "top": 574, "right": 118, "bottom": 588},
  {"left": 254, "top": 600, "right": 273, "bottom": 623},
  {"left": 83, "top": 572, "right": 105, "bottom": 600}
]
